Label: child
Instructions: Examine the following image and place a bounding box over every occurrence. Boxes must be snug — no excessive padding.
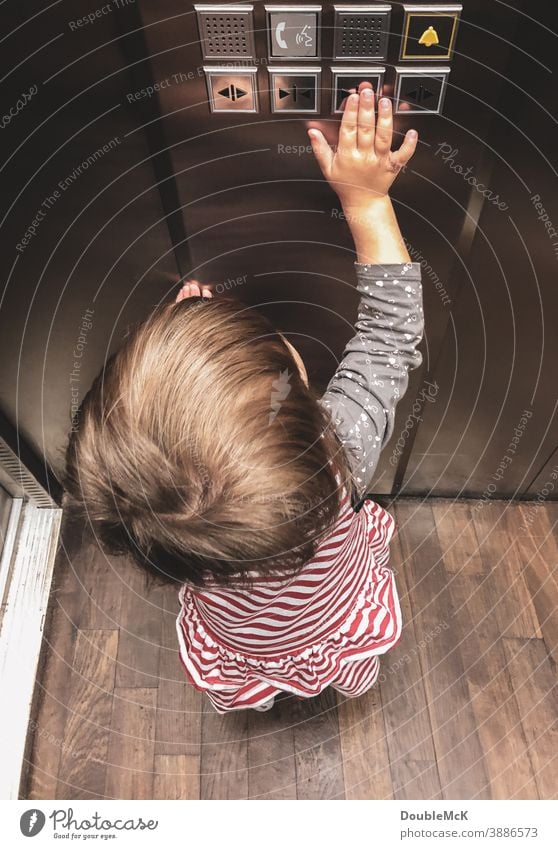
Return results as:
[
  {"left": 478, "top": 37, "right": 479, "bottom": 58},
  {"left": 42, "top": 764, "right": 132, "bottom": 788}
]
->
[{"left": 65, "top": 86, "right": 423, "bottom": 713}]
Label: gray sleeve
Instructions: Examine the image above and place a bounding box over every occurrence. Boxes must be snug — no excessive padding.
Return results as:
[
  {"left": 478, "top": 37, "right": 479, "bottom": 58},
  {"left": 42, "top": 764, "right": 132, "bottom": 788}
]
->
[{"left": 319, "top": 261, "right": 424, "bottom": 497}]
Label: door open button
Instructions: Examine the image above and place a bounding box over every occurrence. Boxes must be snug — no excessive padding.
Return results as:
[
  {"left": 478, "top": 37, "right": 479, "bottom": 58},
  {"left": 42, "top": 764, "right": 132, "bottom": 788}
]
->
[
  {"left": 266, "top": 6, "right": 321, "bottom": 58},
  {"left": 204, "top": 67, "right": 259, "bottom": 113},
  {"left": 268, "top": 68, "right": 320, "bottom": 113}
]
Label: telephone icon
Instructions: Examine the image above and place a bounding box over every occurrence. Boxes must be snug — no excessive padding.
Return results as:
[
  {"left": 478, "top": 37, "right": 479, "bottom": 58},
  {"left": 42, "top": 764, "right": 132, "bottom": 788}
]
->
[{"left": 275, "top": 21, "right": 288, "bottom": 49}]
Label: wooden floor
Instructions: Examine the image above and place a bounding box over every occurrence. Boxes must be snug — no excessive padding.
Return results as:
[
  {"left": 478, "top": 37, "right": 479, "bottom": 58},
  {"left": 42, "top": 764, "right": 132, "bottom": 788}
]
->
[{"left": 22, "top": 498, "right": 558, "bottom": 800}]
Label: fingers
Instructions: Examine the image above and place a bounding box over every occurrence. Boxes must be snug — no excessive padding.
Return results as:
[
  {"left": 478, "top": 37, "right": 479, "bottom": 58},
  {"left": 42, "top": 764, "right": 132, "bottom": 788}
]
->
[
  {"left": 175, "top": 280, "right": 213, "bottom": 303},
  {"left": 374, "top": 97, "right": 393, "bottom": 156},
  {"left": 175, "top": 283, "right": 190, "bottom": 303},
  {"left": 357, "top": 87, "right": 375, "bottom": 152},
  {"left": 307, "top": 128, "right": 334, "bottom": 177},
  {"left": 337, "top": 92, "right": 359, "bottom": 153},
  {"left": 392, "top": 129, "right": 419, "bottom": 168}
]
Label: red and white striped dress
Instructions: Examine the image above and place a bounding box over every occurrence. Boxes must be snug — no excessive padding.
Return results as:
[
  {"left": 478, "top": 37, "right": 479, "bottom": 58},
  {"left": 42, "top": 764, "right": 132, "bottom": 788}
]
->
[{"left": 175, "top": 490, "right": 401, "bottom": 713}]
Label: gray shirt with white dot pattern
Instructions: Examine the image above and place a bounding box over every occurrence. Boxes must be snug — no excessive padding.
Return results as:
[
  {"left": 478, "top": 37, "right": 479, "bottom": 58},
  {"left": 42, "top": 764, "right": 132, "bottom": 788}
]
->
[{"left": 320, "top": 261, "right": 424, "bottom": 498}]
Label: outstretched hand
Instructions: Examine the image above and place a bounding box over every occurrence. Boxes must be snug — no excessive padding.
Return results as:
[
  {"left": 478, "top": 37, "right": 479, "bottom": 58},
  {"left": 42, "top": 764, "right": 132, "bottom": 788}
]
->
[{"left": 307, "top": 82, "right": 418, "bottom": 208}]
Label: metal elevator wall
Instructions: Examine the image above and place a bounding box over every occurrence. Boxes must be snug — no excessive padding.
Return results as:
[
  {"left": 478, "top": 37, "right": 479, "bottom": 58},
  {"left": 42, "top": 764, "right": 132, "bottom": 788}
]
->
[
  {"left": 136, "top": 0, "right": 558, "bottom": 498},
  {"left": 0, "top": 1, "right": 181, "bottom": 484},
  {"left": 0, "top": 1, "right": 556, "bottom": 499}
]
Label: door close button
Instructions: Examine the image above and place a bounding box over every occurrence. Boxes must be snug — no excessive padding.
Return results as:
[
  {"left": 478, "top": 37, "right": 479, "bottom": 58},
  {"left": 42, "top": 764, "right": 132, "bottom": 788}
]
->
[
  {"left": 266, "top": 5, "right": 321, "bottom": 59},
  {"left": 400, "top": 4, "right": 462, "bottom": 61},
  {"left": 204, "top": 67, "right": 259, "bottom": 113},
  {"left": 394, "top": 66, "right": 450, "bottom": 114},
  {"left": 268, "top": 67, "right": 320, "bottom": 113}
]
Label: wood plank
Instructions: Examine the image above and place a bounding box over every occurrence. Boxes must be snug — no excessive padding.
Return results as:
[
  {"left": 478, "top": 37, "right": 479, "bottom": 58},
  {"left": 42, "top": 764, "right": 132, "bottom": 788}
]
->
[
  {"left": 472, "top": 509, "right": 542, "bottom": 639},
  {"left": 115, "top": 567, "right": 163, "bottom": 688},
  {"left": 247, "top": 696, "right": 297, "bottom": 799},
  {"left": 105, "top": 687, "right": 157, "bottom": 799},
  {"left": 394, "top": 499, "right": 491, "bottom": 799},
  {"left": 291, "top": 688, "right": 345, "bottom": 799},
  {"left": 25, "top": 516, "right": 90, "bottom": 798},
  {"left": 76, "top": 545, "right": 124, "bottom": 630},
  {"left": 470, "top": 501, "right": 524, "bottom": 539},
  {"left": 503, "top": 637, "right": 558, "bottom": 800},
  {"left": 200, "top": 696, "right": 249, "bottom": 799},
  {"left": 449, "top": 573, "right": 538, "bottom": 799},
  {"left": 153, "top": 754, "right": 200, "bottom": 800},
  {"left": 155, "top": 584, "right": 202, "bottom": 757},
  {"left": 517, "top": 501, "right": 558, "bottom": 537},
  {"left": 337, "top": 685, "right": 392, "bottom": 800},
  {"left": 432, "top": 500, "right": 485, "bottom": 574},
  {"left": 56, "top": 629, "right": 119, "bottom": 799},
  {"left": 513, "top": 518, "right": 558, "bottom": 665},
  {"left": 490, "top": 541, "right": 542, "bottom": 639},
  {"left": 27, "top": 594, "right": 80, "bottom": 800},
  {"left": 381, "top": 531, "right": 442, "bottom": 799}
]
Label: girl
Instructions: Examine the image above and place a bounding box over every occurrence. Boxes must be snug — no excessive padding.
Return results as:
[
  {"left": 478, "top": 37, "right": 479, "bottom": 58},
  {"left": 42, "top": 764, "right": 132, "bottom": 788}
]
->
[{"left": 65, "top": 86, "right": 423, "bottom": 713}]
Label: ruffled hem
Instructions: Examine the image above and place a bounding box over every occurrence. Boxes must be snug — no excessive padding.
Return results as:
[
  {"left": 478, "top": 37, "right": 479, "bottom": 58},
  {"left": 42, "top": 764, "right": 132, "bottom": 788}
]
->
[{"left": 175, "top": 500, "right": 401, "bottom": 706}]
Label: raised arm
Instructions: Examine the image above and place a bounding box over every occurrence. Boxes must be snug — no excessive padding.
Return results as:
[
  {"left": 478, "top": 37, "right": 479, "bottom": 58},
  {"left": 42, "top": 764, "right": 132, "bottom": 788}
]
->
[{"left": 308, "top": 86, "right": 424, "bottom": 498}]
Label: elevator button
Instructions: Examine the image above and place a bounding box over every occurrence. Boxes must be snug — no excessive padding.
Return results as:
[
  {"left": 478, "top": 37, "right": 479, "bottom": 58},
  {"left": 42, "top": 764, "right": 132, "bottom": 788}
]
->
[
  {"left": 333, "top": 5, "right": 391, "bottom": 61},
  {"left": 400, "top": 5, "right": 462, "bottom": 61},
  {"left": 331, "top": 67, "right": 385, "bottom": 114},
  {"left": 195, "top": 5, "right": 256, "bottom": 60},
  {"left": 268, "top": 67, "right": 320, "bottom": 113},
  {"left": 204, "top": 66, "right": 259, "bottom": 113},
  {"left": 265, "top": 5, "right": 321, "bottom": 59},
  {"left": 394, "top": 66, "right": 450, "bottom": 114}
]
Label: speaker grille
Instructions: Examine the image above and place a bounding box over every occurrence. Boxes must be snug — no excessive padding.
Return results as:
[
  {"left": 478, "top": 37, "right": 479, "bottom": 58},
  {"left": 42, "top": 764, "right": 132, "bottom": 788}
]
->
[
  {"left": 334, "top": 12, "right": 390, "bottom": 60},
  {"left": 197, "top": 10, "right": 255, "bottom": 59}
]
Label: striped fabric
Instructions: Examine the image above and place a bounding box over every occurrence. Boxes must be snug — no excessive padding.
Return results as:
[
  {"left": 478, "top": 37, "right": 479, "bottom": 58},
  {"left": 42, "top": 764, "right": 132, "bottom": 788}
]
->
[{"left": 175, "top": 492, "right": 401, "bottom": 713}]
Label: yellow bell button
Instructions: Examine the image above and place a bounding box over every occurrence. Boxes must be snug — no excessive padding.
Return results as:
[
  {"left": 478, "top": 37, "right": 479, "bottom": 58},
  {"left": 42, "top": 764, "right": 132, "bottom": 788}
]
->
[{"left": 418, "top": 26, "right": 439, "bottom": 47}]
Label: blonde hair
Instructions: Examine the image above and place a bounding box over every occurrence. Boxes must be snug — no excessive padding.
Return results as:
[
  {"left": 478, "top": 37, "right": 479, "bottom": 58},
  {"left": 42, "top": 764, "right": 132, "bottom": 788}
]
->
[{"left": 64, "top": 295, "right": 355, "bottom": 587}]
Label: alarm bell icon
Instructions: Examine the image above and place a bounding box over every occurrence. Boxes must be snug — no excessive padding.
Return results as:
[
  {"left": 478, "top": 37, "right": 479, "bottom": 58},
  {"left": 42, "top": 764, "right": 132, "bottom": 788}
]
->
[{"left": 418, "top": 25, "right": 440, "bottom": 47}]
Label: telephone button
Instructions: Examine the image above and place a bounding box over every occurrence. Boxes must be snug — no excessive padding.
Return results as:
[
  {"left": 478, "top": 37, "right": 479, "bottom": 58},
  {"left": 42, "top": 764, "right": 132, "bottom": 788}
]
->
[{"left": 266, "top": 5, "right": 321, "bottom": 59}]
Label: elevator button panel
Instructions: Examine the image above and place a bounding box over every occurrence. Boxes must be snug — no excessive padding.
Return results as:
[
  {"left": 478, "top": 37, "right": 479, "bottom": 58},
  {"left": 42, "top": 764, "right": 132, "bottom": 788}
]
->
[
  {"left": 195, "top": 4, "right": 256, "bottom": 60},
  {"left": 204, "top": 66, "right": 259, "bottom": 112},
  {"left": 400, "top": 4, "right": 462, "bottom": 61},
  {"left": 198, "top": 4, "right": 458, "bottom": 115},
  {"left": 265, "top": 5, "right": 321, "bottom": 59},
  {"left": 268, "top": 67, "right": 321, "bottom": 113},
  {"left": 331, "top": 67, "right": 385, "bottom": 114},
  {"left": 394, "top": 66, "right": 450, "bottom": 114},
  {"left": 333, "top": 5, "right": 391, "bottom": 61}
]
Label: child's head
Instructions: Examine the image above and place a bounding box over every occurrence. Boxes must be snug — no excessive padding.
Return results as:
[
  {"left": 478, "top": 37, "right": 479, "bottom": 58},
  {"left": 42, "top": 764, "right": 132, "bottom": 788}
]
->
[{"left": 64, "top": 295, "right": 353, "bottom": 587}]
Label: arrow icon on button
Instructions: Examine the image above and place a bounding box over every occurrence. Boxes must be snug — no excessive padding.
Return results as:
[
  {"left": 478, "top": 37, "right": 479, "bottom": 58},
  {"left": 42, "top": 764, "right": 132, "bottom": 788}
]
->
[
  {"left": 282, "top": 84, "right": 312, "bottom": 101},
  {"left": 407, "top": 85, "right": 434, "bottom": 103},
  {"left": 218, "top": 84, "right": 248, "bottom": 101}
]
